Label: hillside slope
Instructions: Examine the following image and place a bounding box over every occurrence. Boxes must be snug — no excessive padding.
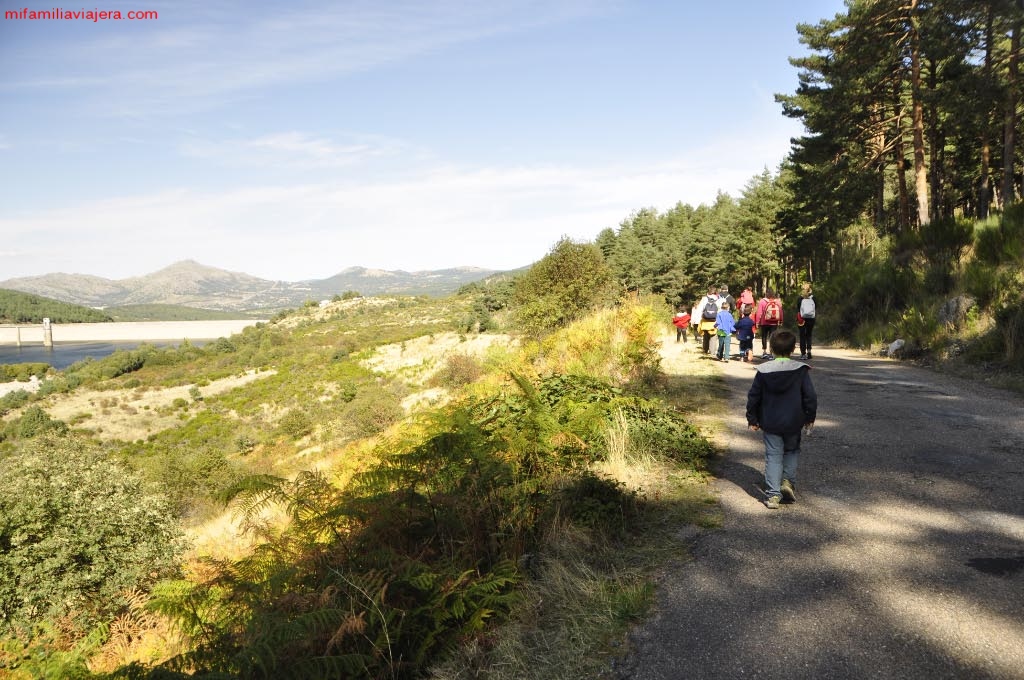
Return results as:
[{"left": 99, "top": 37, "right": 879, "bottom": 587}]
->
[{"left": 0, "top": 261, "right": 497, "bottom": 311}]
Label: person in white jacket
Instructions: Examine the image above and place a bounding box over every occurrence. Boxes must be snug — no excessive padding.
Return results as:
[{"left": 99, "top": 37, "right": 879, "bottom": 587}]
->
[{"left": 797, "top": 284, "right": 817, "bottom": 359}]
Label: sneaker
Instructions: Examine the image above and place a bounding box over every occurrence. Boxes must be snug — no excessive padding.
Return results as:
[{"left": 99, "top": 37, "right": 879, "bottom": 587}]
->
[
  {"left": 780, "top": 479, "right": 797, "bottom": 503},
  {"left": 806, "top": 353, "right": 812, "bottom": 360},
  {"left": 798, "top": 353, "right": 807, "bottom": 360},
  {"left": 765, "top": 495, "right": 781, "bottom": 510}
]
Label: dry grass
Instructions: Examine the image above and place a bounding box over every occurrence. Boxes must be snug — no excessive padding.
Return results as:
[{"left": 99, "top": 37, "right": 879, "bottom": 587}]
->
[
  {"left": 31, "top": 369, "right": 276, "bottom": 441},
  {"left": 363, "top": 331, "right": 517, "bottom": 413},
  {"left": 430, "top": 328, "right": 724, "bottom": 679}
]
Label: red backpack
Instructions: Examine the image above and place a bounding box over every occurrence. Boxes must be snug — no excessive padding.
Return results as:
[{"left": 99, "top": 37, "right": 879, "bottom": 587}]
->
[{"left": 762, "top": 299, "right": 781, "bottom": 325}]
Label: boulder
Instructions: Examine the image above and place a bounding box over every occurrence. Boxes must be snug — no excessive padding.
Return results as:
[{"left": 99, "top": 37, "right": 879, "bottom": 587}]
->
[{"left": 938, "top": 295, "right": 976, "bottom": 328}]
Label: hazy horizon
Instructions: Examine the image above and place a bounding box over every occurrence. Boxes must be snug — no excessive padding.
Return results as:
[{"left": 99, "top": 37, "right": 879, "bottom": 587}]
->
[{"left": 1, "top": 0, "right": 847, "bottom": 281}]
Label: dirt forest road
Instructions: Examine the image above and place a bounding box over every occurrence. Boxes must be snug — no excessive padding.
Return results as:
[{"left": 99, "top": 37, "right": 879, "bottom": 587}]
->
[{"left": 614, "top": 345, "right": 1024, "bottom": 680}]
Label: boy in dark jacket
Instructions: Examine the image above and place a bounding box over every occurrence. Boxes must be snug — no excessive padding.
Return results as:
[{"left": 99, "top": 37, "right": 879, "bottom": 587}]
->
[{"left": 745, "top": 329, "right": 817, "bottom": 509}]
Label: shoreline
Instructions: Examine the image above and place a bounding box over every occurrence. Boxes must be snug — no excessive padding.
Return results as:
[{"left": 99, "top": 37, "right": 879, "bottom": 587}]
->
[{"left": 0, "top": 320, "right": 266, "bottom": 346}]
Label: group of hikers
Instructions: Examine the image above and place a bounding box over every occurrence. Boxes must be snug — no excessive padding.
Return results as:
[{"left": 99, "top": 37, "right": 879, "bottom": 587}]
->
[
  {"left": 672, "top": 283, "right": 819, "bottom": 510},
  {"left": 671, "top": 283, "right": 817, "bottom": 362}
]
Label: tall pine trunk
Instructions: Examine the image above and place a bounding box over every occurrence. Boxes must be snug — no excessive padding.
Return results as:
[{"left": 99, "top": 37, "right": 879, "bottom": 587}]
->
[
  {"left": 1003, "top": 6, "right": 1022, "bottom": 207},
  {"left": 909, "top": 0, "right": 930, "bottom": 227},
  {"left": 979, "top": 5, "right": 995, "bottom": 219},
  {"left": 894, "top": 82, "right": 911, "bottom": 233}
]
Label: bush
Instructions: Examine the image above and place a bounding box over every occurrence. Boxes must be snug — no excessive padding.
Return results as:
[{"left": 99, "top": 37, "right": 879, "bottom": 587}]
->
[
  {"left": 6, "top": 406, "right": 67, "bottom": 440},
  {"left": 0, "top": 389, "right": 31, "bottom": 416},
  {"left": 975, "top": 204, "right": 1024, "bottom": 265},
  {"left": 893, "top": 306, "right": 941, "bottom": 354},
  {"left": 548, "top": 471, "right": 639, "bottom": 537},
  {"left": 0, "top": 434, "right": 183, "bottom": 635},
  {"left": 512, "top": 238, "right": 615, "bottom": 335},
  {"left": 209, "top": 337, "right": 236, "bottom": 353},
  {"left": 342, "top": 387, "right": 404, "bottom": 437},
  {"left": 278, "top": 408, "right": 313, "bottom": 438},
  {"left": 816, "top": 255, "right": 919, "bottom": 338},
  {"left": 996, "top": 301, "right": 1024, "bottom": 368},
  {"left": 962, "top": 260, "right": 1001, "bottom": 307},
  {"left": 0, "top": 363, "right": 49, "bottom": 383},
  {"left": 430, "top": 353, "right": 484, "bottom": 389}
]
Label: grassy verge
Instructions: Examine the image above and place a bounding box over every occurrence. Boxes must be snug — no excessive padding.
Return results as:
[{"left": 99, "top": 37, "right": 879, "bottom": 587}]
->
[{"left": 430, "top": 334, "right": 725, "bottom": 679}]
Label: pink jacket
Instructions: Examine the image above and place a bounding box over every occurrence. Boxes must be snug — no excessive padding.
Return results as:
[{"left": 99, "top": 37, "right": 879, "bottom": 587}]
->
[{"left": 754, "top": 297, "right": 783, "bottom": 327}]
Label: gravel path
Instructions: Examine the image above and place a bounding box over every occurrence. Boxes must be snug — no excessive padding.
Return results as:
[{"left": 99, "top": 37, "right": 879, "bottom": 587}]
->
[{"left": 614, "top": 346, "right": 1024, "bottom": 680}]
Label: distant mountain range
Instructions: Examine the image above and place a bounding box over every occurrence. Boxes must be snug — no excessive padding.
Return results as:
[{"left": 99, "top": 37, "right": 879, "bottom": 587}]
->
[{"left": 0, "top": 260, "right": 498, "bottom": 312}]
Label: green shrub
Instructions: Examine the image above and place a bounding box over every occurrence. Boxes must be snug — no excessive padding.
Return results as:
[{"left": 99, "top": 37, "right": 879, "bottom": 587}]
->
[
  {"left": 893, "top": 306, "right": 941, "bottom": 353},
  {"left": 996, "top": 301, "right": 1024, "bottom": 368},
  {"left": 816, "top": 255, "right": 919, "bottom": 338},
  {"left": 512, "top": 238, "right": 615, "bottom": 335},
  {"left": 6, "top": 406, "right": 68, "bottom": 440},
  {"left": 235, "top": 434, "right": 257, "bottom": 455},
  {"left": 101, "top": 349, "right": 146, "bottom": 379},
  {"left": 0, "top": 363, "right": 49, "bottom": 382},
  {"left": 278, "top": 409, "right": 313, "bottom": 438},
  {"left": 975, "top": 203, "right": 1024, "bottom": 265},
  {"left": 209, "top": 337, "right": 236, "bottom": 353},
  {"left": 0, "top": 434, "right": 183, "bottom": 635},
  {"left": 342, "top": 388, "right": 404, "bottom": 437},
  {"left": 430, "top": 353, "right": 484, "bottom": 389},
  {"left": 548, "top": 471, "right": 639, "bottom": 537},
  {"left": 962, "top": 260, "right": 1001, "bottom": 307},
  {"left": 0, "top": 389, "right": 31, "bottom": 416}
]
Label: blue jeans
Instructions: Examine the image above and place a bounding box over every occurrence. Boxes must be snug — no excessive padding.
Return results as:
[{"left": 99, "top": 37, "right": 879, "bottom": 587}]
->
[
  {"left": 763, "top": 431, "right": 801, "bottom": 498},
  {"left": 716, "top": 333, "right": 731, "bottom": 360}
]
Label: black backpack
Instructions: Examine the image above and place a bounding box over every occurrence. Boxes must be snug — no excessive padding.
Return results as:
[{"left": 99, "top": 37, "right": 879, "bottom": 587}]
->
[{"left": 701, "top": 298, "right": 719, "bottom": 320}]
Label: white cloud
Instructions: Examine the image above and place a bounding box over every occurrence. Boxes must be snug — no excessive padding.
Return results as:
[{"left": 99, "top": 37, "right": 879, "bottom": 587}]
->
[
  {"left": 0, "top": 139, "right": 783, "bottom": 281},
  {"left": 180, "top": 132, "right": 408, "bottom": 169}
]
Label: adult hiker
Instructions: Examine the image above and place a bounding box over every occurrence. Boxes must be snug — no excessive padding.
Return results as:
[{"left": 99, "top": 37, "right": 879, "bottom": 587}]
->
[
  {"left": 753, "top": 288, "right": 783, "bottom": 359},
  {"left": 797, "top": 283, "right": 817, "bottom": 359},
  {"left": 718, "top": 286, "right": 736, "bottom": 319},
  {"left": 697, "top": 286, "right": 720, "bottom": 355}
]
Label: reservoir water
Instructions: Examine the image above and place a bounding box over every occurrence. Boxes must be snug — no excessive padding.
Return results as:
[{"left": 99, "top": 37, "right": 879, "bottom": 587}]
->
[
  {"left": 0, "top": 320, "right": 262, "bottom": 370},
  {"left": 0, "top": 341, "right": 204, "bottom": 370}
]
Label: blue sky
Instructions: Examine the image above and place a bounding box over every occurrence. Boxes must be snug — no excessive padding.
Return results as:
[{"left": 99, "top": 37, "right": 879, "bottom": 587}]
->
[{"left": 0, "top": 0, "right": 846, "bottom": 281}]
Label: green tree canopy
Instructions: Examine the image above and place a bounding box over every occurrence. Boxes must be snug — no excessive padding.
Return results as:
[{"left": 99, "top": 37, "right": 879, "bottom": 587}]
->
[
  {"left": 0, "top": 289, "right": 112, "bottom": 324},
  {"left": 512, "top": 237, "right": 614, "bottom": 334}
]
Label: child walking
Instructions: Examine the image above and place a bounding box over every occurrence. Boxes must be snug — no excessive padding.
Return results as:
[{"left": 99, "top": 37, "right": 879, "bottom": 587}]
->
[
  {"left": 736, "top": 304, "right": 755, "bottom": 362},
  {"left": 745, "top": 329, "right": 817, "bottom": 509},
  {"left": 714, "top": 301, "right": 736, "bottom": 361},
  {"left": 672, "top": 309, "right": 691, "bottom": 343}
]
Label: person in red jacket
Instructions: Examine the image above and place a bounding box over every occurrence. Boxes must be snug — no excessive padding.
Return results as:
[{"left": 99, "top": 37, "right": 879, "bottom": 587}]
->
[
  {"left": 738, "top": 286, "right": 755, "bottom": 312},
  {"left": 672, "top": 308, "right": 691, "bottom": 343},
  {"left": 753, "top": 289, "right": 783, "bottom": 359}
]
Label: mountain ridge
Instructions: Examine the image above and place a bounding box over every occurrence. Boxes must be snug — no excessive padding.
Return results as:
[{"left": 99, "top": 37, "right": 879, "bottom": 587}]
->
[{"left": 0, "top": 260, "right": 498, "bottom": 312}]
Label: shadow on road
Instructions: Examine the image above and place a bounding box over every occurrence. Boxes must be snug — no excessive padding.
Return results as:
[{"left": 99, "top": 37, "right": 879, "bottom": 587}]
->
[{"left": 616, "top": 347, "right": 1024, "bottom": 680}]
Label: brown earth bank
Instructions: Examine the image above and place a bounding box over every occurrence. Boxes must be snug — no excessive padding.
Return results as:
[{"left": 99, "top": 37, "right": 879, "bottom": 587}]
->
[{"left": 611, "top": 345, "right": 1024, "bottom": 680}]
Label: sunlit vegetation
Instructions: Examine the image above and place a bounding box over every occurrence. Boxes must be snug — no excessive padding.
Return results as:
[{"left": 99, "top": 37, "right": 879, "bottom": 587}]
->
[
  {"left": 105, "top": 304, "right": 265, "bottom": 321},
  {"left": 8, "top": 4, "right": 1024, "bottom": 674},
  {"left": 0, "top": 263, "right": 722, "bottom": 679},
  {"left": 0, "top": 289, "right": 113, "bottom": 324}
]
